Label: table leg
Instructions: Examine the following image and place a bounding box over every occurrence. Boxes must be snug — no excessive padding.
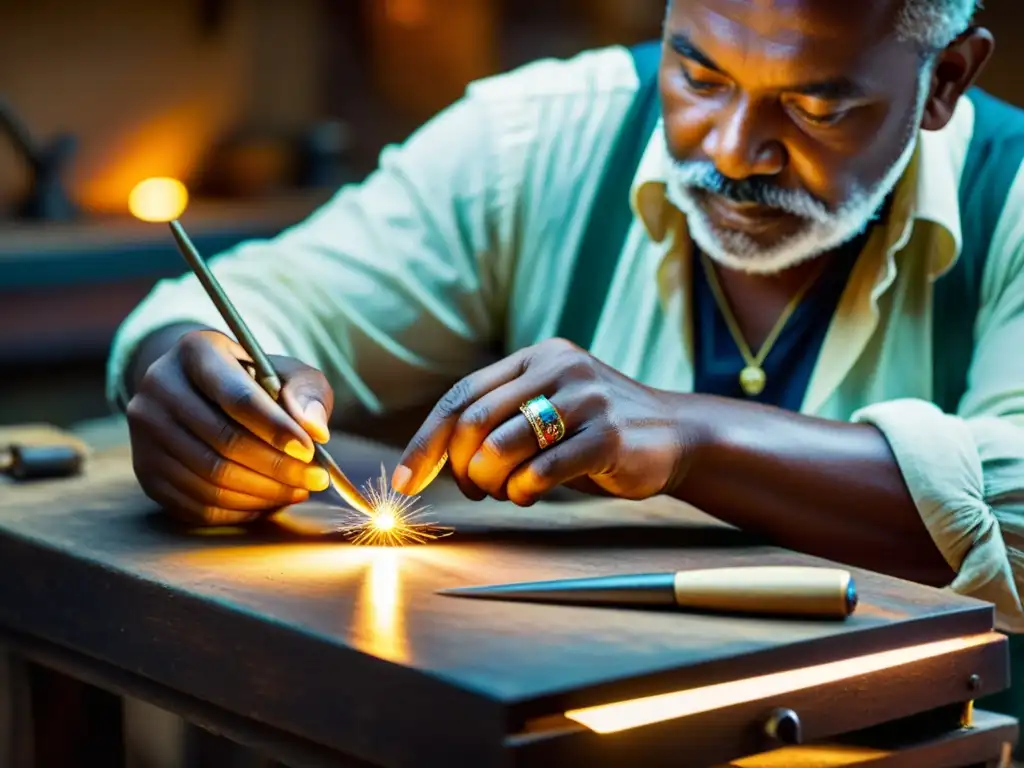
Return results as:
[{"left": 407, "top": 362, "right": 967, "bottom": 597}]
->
[
  {"left": 0, "top": 650, "right": 33, "bottom": 768},
  {"left": 183, "top": 724, "right": 280, "bottom": 768},
  {"left": 11, "top": 656, "right": 125, "bottom": 768}
]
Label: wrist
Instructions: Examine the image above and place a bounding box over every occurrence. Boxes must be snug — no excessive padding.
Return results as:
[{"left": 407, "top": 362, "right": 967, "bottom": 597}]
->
[{"left": 664, "top": 392, "right": 722, "bottom": 499}]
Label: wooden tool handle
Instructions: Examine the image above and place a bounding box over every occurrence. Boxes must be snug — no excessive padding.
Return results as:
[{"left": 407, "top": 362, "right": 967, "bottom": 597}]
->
[{"left": 673, "top": 566, "right": 856, "bottom": 619}]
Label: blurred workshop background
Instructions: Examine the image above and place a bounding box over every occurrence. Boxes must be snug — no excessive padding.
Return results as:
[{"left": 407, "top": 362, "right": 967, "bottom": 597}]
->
[{"left": 0, "top": 0, "right": 1020, "bottom": 430}]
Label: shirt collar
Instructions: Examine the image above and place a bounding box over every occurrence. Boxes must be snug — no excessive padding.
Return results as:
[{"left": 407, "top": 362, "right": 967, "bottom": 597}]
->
[{"left": 629, "top": 100, "right": 974, "bottom": 279}]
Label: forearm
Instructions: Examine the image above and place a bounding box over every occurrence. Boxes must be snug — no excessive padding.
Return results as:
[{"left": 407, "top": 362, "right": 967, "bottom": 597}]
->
[{"left": 673, "top": 395, "right": 955, "bottom": 586}]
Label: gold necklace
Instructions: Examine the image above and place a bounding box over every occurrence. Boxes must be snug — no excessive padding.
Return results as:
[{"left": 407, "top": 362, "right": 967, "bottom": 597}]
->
[{"left": 699, "top": 250, "right": 824, "bottom": 397}]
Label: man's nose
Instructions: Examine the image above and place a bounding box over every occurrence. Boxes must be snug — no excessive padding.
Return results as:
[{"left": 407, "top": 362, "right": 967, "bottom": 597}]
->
[{"left": 702, "top": 95, "right": 786, "bottom": 180}]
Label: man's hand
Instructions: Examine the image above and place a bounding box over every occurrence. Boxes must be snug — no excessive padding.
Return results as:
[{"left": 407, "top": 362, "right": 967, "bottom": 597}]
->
[
  {"left": 391, "top": 339, "right": 692, "bottom": 505},
  {"left": 126, "top": 330, "right": 335, "bottom": 525},
  {"left": 388, "top": 339, "right": 952, "bottom": 585}
]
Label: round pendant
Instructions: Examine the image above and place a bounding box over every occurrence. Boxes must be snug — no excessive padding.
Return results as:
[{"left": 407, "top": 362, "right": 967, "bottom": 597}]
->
[{"left": 739, "top": 366, "right": 767, "bottom": 396}]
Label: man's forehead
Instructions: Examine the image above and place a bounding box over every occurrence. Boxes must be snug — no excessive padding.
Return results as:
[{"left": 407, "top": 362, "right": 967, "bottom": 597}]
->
[
  {"left": 668, "top": 0, "right": 901, "bottom": 41},
  {"left": 667, "top": 0, "right": 910, "bottom": 85}
]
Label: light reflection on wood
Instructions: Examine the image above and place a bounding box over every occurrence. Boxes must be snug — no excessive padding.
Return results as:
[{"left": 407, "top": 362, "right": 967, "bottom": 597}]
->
[
  {"left": 730, "top": 744, "right": 888, "bottom": 766},
  {"left": 163, "top": 542, "right": 417, "bottom": 665},
  {"left": 352, "top": 548, "right": 410, "bottom": 663}
]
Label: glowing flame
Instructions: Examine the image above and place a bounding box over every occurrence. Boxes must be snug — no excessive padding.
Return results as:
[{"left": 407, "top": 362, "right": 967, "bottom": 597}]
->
[
  {"left": 129, "top": 177, "right": 189, "bottom": 222},
  {"left": 374, "top": 509, "right": 396, "bottom": 532},
  {"left": 336, "top": 464, "right": 450, "bottom": 546}
]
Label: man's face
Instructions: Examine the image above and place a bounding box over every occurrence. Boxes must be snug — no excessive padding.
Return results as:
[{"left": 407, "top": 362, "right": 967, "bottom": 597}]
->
[{"left": 661, "top": 0, "right": 931, "bottom": 273}]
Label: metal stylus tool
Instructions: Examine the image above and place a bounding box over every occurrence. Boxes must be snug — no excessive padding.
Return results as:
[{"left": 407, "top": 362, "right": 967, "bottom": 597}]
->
[
  {"left": 167, "top": 219, "right": 374, "bottom": 517},
  {"left": 440, "top": 566, "right": 858, "bottom": 619}
]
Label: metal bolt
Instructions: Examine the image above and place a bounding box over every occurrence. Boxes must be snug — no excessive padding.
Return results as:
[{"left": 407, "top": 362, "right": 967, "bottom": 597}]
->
[
  {"left": 765, "top": 708, "right": 803, "bottom": 745},
  {"left": 968, "top": 674, "right": 982, "bottom": 692}
]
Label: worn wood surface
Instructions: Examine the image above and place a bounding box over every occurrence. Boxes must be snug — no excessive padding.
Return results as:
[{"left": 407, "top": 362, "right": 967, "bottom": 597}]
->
[
  {"left": 0, "top": 421, "right": 125, "bottom": 768},
  {"left": 0, "top": 426, "right": 1004, "bottom": 767}
]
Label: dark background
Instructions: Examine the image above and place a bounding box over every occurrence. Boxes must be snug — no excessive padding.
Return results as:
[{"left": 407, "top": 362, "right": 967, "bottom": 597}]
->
[{"left": 0, "top": 0, "right": 1018, "bottom": 428}]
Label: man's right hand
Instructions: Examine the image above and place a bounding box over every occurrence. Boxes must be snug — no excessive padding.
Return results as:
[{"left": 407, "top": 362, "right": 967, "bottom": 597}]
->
[{"left": 125, "top": 329, "right": 335, "bottom": 525}]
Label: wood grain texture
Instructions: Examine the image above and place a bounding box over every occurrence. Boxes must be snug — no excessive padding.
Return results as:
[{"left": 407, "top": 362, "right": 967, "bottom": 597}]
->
[{"left": 0, "top": 429, "right": 1003, "bottom": 767}]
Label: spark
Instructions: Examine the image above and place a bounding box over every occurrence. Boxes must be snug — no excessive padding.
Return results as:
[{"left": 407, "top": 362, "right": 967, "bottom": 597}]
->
[{"left": 336, "top": 464, "right": 451, "bottom": 547}]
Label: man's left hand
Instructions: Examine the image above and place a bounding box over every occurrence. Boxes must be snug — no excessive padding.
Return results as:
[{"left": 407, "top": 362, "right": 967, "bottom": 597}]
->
[{"left": 391, "top": 339, "right": 693, "bottom": 505}]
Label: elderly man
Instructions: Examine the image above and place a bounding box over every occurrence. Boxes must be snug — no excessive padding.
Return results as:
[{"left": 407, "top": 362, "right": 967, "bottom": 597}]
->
[{"left": 109, "top": 0, "right": 1023, "bottom": 712}]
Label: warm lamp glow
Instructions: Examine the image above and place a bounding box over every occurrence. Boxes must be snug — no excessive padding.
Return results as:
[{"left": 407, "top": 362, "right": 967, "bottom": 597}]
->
[
  {"left": 385, "top": 0, "right": 426, "bottom": 26},
  {"left": 564, "top": 633, "right": 998, "bottom": 734},
  {"left": 129, "top": 177, "right": 189, "bottom": 222}
]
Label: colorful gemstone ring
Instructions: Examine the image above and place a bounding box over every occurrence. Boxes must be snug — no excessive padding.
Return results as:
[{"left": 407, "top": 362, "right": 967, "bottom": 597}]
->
[{"left": 519, "top": 395, "right": 567, "bottom": 450}]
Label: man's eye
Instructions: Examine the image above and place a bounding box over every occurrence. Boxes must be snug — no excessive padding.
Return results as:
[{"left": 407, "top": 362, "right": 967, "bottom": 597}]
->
[
  {"left": 790, "top": 104, "right": 850, "bottom": 127},
  {"left": 680, "top": 65, "right": 722, "bottom": 93}
]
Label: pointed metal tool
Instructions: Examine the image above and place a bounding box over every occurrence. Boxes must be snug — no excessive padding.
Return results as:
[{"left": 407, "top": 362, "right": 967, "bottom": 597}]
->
[{"left": 439, "top": 566, "right": 858, "bottom": 619}]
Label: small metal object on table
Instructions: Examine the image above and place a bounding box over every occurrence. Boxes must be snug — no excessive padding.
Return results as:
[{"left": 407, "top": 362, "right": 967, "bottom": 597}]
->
[
  {"left": 0, "top": 424, "right": 87, "bottom": 483},
  {"left": 0, "top": 443, "right": 83, "bottom": 481},
  {"left": 0, "top": 420, "right": 1016, "bottom": 767}
]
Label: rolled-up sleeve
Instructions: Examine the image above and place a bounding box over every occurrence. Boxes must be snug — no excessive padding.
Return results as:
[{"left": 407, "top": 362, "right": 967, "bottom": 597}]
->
[
  {"left": 854, "top": 231, "right": 1024, "bottom": 630},
  {"left": 106, "top": 85, "right": 512, "bottom": 417},
  {"left": 854, "top": 401, "right": 1024, "bottom": 630}
]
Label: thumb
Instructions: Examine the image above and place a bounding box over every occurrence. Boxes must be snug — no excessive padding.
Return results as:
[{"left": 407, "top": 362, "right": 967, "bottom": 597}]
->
[{"left": 275, "top": 357, "right": 334, "bottom": 445}]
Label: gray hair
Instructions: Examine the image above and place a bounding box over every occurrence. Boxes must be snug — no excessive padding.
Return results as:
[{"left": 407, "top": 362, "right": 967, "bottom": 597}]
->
[
  {"left": 665, "top": 1, "right": 980, "bottom": 54},
  {"left": 897, "top": 0, "right": 980, "bottom": 50}
]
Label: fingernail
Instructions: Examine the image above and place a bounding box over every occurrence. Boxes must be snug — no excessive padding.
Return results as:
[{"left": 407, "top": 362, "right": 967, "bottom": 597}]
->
[
  {"left": 422, "top": 451, "right": 449, "bottom": 489},
  {"left": 304, "top": 402, "right": 330, "bottom": 442},
  {"left": 391, "top": 464, "right": 413, "bottom": 495},
  {"left": 305, "top": 466, "right": 330, "bottom": 492},
  {"left": 284, "top": 439, "right": 313, "bottom": 463}
]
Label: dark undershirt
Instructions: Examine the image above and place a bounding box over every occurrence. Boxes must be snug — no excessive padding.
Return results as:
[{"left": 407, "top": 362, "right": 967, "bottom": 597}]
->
[{"left": 692, "top": 233, "right": 868, "bottom": 412}]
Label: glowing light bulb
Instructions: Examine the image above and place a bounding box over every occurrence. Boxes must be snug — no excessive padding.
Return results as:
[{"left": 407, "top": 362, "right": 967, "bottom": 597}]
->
[{"left": 129, "top": 177, "right": 189, "bottom": 222}]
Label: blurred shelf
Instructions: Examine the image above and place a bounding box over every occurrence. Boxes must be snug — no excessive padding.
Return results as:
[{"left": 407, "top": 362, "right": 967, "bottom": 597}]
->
[
  {"left": 0, "top": 189, "right": 332, "bottom": 290},
  {"left": 0, "top": 190, "right": 332, "bottom": 366}
]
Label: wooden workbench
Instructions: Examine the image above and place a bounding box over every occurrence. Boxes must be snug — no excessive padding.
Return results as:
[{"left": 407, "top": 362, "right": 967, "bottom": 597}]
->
[{"left": 0, "top": 423, "right": 1016, "bottom": 767}]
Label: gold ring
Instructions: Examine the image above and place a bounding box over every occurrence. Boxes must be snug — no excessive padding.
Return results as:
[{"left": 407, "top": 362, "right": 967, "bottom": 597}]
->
[{"left": 519, "top": 395, "right": 566, "bottom": 450}]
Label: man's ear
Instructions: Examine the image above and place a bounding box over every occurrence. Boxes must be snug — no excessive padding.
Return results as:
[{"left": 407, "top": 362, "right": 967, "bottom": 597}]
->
[{"left": 920, "top": 27, "right": 995, "bottom": 131}]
